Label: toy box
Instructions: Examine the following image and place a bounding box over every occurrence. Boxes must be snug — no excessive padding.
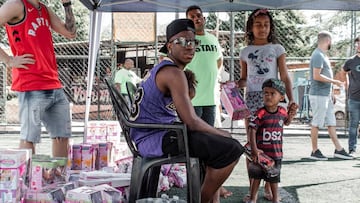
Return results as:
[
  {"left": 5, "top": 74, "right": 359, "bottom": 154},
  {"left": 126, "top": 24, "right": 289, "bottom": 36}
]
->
[
  {"left": 0, "top": 149, "right": 30, "bottom": 168},
  {"left": 65, "top": 186, "right": 103, "bottom": 203},
  {"left": 0, "top": 149, "right": 31, "bottom": 203},
  {"left": 86, "top": 121, "right": 121, "bottom": 144},
  {"left": 93, "top": 184, "right": 123, "bottom": 203},
  {"left": 71, "top": 144, "right": 82, "bottom": 170},
  {"left": 78, "top": 177, "right": 130, "bottom": 188},
  {"left": 97, "top": 142, "right": 112, "bottom": 170},
  {"left": 79, "top": 170, "right": 131, "bottom": 180},
  {"left": 81, "top": 144, "right": 98, "bottom": 171},
  {"left": 25, "top": 186, "right": 65, "bottom": 203},
  {"left": 30, "top": 160, "right": 59, "bottom": 191},
  {"left": 221, "top": 82, "right": 250, "bottom": 120}
]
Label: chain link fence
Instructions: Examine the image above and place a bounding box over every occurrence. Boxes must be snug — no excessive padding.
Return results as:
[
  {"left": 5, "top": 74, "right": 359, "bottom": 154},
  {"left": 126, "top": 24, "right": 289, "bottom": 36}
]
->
[{"left": 0, "top": 9, "right": 359, "bottom": 126}]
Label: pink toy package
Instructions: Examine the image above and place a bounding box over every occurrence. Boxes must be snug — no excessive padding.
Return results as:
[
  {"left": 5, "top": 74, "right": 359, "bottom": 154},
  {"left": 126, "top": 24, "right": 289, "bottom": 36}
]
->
[
  {"left": 71, "top": 144, "right": 82, "bottom": 170},
  {"left": 221, "top": 82, "right": 250, "bottom": 120},
  {"left": 97, "top": 142, "right": 113, "bottom": 170},
  {"left": 81, "top": 144, "right": 98, "bottom": 171},
  {"left": 106, "top": 121, "right": 121, "bottom": 142}
]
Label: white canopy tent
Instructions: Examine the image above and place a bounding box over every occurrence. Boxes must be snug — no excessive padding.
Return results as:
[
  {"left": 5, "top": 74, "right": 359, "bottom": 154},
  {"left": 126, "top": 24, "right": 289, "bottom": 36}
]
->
[{"left": 78, "top": 0, "right": 360, "bottom": 142}]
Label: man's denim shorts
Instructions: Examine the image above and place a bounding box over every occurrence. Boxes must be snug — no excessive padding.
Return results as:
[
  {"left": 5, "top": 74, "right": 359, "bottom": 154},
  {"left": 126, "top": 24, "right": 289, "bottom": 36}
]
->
[
  {"left": 309, "top": 95, "right": 336, "bottom": 127},
  {"left": 18, "top": 89, "right": 71, "bottom": 143}
]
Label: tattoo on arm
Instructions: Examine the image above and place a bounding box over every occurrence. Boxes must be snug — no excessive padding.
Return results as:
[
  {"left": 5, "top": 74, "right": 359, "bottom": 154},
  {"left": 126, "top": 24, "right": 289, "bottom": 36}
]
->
[{"left": 64, "top": 6, "right": 76, "bottom": 34}]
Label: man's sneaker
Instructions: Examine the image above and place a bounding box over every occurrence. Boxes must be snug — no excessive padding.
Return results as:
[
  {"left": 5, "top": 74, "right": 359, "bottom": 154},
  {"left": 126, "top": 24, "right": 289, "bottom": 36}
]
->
[
  {"left": 349, "top": 150, "right": 356, "bottom": 158},
  {"left": 310, "top": 149, "right": 328, "bottom": 161},
  {"left": 334, "top": 148, "right": 354, "bottom": 160}
]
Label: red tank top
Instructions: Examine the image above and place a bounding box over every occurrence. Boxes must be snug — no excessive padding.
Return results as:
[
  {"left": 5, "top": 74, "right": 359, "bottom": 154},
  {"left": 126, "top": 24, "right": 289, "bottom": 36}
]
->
[{"left": 5, "top": 0, "right": 61, "bottom": 91}]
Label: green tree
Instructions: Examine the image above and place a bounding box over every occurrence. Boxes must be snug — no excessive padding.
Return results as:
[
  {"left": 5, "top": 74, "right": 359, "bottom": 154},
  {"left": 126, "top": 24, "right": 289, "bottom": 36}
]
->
[
  {"left": 205, "top": 10, "right": 308, "bottom": 57},
  {"left": 299, "top": 11, "right": 360, "bottom": 73}
]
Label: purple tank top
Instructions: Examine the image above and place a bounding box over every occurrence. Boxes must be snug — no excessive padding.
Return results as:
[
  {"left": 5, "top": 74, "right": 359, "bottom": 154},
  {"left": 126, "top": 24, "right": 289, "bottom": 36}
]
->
[{"left": 130, "top": 60, "right": 178, "bottom": 157}]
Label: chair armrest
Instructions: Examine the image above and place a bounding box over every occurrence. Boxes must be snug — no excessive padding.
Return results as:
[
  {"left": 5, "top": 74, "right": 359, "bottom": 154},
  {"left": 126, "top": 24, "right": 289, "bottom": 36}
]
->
[{"left": 127, "top": 121, "right": 185, "bottom": 130}]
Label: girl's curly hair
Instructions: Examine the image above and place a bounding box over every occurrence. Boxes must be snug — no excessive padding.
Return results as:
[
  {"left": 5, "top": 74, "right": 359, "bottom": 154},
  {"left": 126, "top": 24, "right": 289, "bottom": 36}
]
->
[
  {"left": 245, "top": 8, "right": 278, "bottom": 45},
  {"left": 184, "top": 69, "right": 198, "bottom": 90}
]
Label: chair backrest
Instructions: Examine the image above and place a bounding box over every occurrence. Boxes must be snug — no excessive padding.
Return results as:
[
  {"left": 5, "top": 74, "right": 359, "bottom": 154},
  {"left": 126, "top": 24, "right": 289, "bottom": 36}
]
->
[
  {"left": 126, "top": 81, "right": 137, "bottom": 105},
  {"left": 106, "top": 78, "right": 200, "bottom": 203},
  {"left": 105, "top": 78, "right": 188, "bottom": 157},
  {"left": 105, "top": 78, "right": 140, "bottom": 157}
]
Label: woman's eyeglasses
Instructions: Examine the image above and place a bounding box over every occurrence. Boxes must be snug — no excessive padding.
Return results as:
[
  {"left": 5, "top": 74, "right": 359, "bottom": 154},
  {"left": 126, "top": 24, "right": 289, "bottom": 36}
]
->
[{"left": 170, "top": 37, "right": 200, "bottom": 48}]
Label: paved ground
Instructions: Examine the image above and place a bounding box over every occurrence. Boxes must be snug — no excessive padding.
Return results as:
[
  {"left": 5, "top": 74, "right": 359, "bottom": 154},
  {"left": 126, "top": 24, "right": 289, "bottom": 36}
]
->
[{"left": 1, "top": 120, "right": 359, "bottom": 203}]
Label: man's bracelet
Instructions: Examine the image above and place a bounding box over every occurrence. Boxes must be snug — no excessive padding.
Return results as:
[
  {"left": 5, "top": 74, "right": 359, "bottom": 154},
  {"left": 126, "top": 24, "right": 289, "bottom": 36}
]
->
[{"left": 63, "top": 1, "right": 72, "bottom": 7}]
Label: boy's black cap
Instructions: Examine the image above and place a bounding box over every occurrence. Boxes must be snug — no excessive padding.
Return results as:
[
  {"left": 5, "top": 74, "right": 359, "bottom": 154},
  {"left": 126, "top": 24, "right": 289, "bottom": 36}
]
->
[
  {"left": 166, "top": 19, "right": 195, "bottom": 42},
  {"left": 262, "top": 78, "right": 286, "bottom": 95}
]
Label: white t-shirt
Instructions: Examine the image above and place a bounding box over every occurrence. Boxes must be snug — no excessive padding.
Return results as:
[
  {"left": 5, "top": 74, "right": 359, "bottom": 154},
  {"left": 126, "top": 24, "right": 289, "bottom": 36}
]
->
[{"left": 240, "top": 44, "right": 285, "bottom": 92}]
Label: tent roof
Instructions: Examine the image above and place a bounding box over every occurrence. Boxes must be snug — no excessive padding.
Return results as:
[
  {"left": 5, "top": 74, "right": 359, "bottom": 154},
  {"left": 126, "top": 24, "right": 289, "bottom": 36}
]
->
[{"left": 80, "top": 0, "right": 360, "bottom": 12}]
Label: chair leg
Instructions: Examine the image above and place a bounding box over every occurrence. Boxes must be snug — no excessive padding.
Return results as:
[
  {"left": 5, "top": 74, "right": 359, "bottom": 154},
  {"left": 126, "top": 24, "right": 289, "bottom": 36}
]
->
[
  {"left": 140, "top": 165, "right": 161, "bottom": 198},
  {"left": 129, "top": 157, "right": 142, "bottom": 203},
  {"left": 187, "top": 158, "right": 201, "bottom": 203}
]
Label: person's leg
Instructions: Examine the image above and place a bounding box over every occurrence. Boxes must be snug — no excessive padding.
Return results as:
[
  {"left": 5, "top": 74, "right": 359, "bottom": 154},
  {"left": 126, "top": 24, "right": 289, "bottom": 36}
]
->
[
  {"left": 309, "top": 95, "right": 327, "bottom": 152},
  {"left": 219, "top": 186, "right": 232, "bottom": 198},
  {"left": 211, "top": 188, "right": 220, "bottom": 203},
  {"left": 249, "top": 179, "right": 261, "bottom": 203},
  {"left": 311, "top": 126, "right": 319, "bottom": 151},
  {"left": 201, "top": 106, "right": 216, "bottom": 126},
  {"left": 270, "top": 183, "right": 279, "bottom": 203},
  {"left": 18, "top": 91, "right": 43, "bottom": 154},
  {"left": 52, "top": 138, "right": 69, "bottom": 157},
  {"left": 194, "top": 106, "right": 204, "bottom": 119},
  {"left": 265, "top": 160, "right": 282, "bottom": 203},
  {"left": 264, "top": 181, "right": 273, "bottom": 201},
  {"left": 43, "top": 89, "right": 71, "bottom": 157},
  {"left": 19, "top": 140, "right": 35, "bottom": 154},
  {"left": 201, "top": 161, "right": 238, "bottom": 203},
  {"left": 245, "top": 91, "right": 266, "bottom": 200},
  {"left": 195, "top": 105, "right": 226, "bottom": 202},
  {"left": 325, "top": 96, "right": 343, "bottom": 151},
  {"left": 188, "top": 132, "right": 243, "bottom": 203},
  {"left": 347, "top": 99, "right": 360, "bottom": 152},
  {"left": 328, "top": 126, "right": 343, "bottom": 150},
  {"left": 244, "top": 120, "right": 256, "bottom": 200},
  {"left": 242, "top": 159, "right": 252, "bottom": 202}
]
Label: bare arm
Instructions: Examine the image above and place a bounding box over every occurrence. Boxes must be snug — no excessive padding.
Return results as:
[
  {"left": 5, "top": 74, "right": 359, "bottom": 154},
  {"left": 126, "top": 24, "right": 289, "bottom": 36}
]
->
[
  {"left": 48, "top": 1, "right": 76, "bottom": 39},
  {"left": 278, "top": 53, "right": 295, "bottom": 103},
  {"left": 0, "top": 0, "right": 35, "bottom": 68},
  {"left": 237, "top": 60, "right": 247, "bottom": 88},
  {"left": 312, "top": 67, "right": 343, "bottom": 87},
  {"left": 249, "top": 127, "right": 261, "bottom": 161},
  {"left": 157, "top": 66, "right": 231, "bottom": 137},
  {"left": 339, "top": 69, "right": 349, "bottom": 91},
  {"left": 217, "top": 57, "right": 223, "bottom": 70}
]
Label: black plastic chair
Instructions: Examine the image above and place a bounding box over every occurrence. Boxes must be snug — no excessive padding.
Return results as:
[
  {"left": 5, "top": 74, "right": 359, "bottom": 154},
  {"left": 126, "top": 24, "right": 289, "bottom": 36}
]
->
[
  {"left": 105, "top": 78, "right": 201, "bottom": 203},
  {"left": 126, "top": 81, "right": 137, "bottom": 105}
]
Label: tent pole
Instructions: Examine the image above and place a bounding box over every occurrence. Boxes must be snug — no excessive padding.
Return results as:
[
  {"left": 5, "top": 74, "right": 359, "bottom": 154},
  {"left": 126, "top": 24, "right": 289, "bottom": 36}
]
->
[
  {"left": 84, "top": 10, "right": 102, "bottom": 143},
  {"left": 229, "top": 12, "right": 235, "bottom": 81}
]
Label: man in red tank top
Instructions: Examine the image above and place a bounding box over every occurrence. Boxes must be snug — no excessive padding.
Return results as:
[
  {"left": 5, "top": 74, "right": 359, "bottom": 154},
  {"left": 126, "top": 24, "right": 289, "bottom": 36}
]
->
[{"left": 0, "top": 0, "right": 76, "bottom": 157}]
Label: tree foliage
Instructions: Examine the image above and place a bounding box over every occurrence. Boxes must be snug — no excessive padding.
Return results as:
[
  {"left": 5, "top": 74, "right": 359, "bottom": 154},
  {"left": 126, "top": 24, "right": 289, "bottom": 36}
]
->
[
  {"left": 204, "top": 10, "right": 359, "bottom": 65},
  {"left": 205, "top": 10, "right": 308, "bottom": 57},
  {"left": 298, "top": 11, "right": 359, "bottom": 73}
]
